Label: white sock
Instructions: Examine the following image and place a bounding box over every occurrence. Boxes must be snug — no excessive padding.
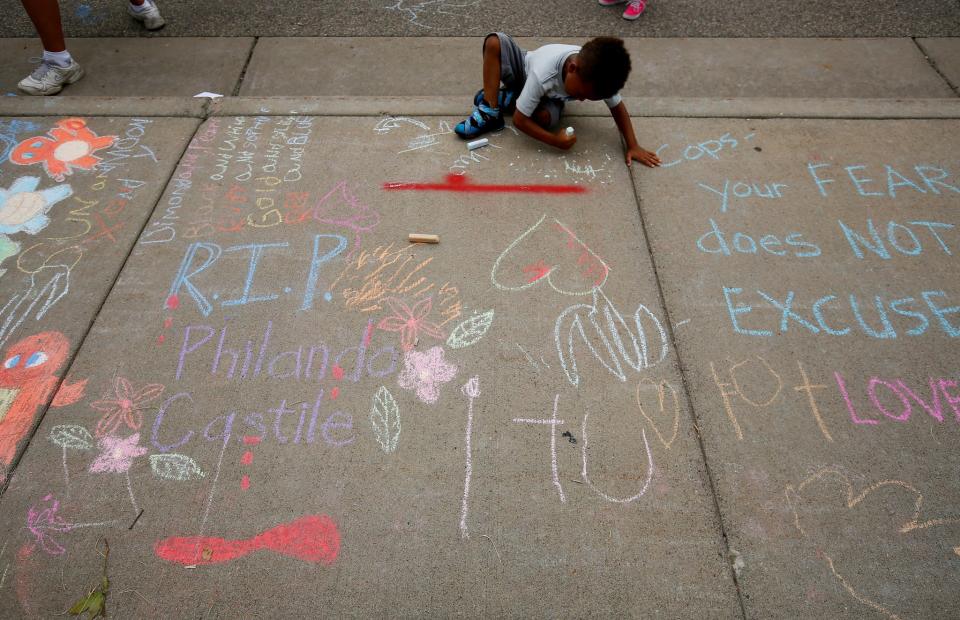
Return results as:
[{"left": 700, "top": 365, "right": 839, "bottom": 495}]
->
[
  {"left": 129, "top": 0, "right": 152, "bottom": 13},
  {"left": 42, "top": 50, "right": 72, "bottom": 68}
]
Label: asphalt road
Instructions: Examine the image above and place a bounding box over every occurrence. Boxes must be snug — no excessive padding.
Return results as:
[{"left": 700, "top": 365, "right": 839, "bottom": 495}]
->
[{"left": 1, "top": 0, "right": 959, "bottom": 38}]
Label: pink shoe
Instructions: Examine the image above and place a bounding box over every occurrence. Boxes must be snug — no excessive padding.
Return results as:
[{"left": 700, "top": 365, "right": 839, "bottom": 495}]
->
[{"left": 623, "top": 0, "right": 646, "bottom": 19}]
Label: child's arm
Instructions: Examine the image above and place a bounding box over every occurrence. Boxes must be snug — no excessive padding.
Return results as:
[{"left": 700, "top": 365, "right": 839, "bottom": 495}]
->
[
  {"left": 513, "top": 110, "right": 576, "bottom": 150},
  {"left": 610, "top": 101, "right": 661, "bottom": 168}
]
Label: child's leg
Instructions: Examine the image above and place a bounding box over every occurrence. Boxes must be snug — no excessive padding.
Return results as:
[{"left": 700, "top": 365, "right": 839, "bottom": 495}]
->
[
  {"left": 531, "top": 106, "right": 552, "bottom": 129},
  {"left": 481, "top": 34, "right": 502, "bottom": 109},
  {"left": 456, "top": 34, "right": 508, "bottom": 139}
]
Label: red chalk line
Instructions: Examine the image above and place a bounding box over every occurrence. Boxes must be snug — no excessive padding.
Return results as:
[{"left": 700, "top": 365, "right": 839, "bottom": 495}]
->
[{"left": 383, "top": 173, "right": 586, "bottom": 195}]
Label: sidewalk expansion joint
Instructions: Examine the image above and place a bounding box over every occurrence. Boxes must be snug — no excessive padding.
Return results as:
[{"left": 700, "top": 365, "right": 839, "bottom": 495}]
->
[
  {"left": 0, "top": 118, "right": 205, "bottom": 499},
  {"left": 627, "top": 153, "right": 749, "bottom": 620},
  {"left": 232, "top": 36, "right": 260, "bottom": 97},
  {"left": 913, "top": 38, "right": 960, "bottom": 98}
]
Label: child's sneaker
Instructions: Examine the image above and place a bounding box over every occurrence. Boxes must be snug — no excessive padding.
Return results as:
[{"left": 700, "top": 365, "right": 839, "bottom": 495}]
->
[
  {"left": 128, "top": 0, "right": 165, "bottom": 30},
  {"left": 18, "top": 60, "right": 85, "bottom": 96},
  {"left": 473, "top": 88, "right": 517, "bottom": 113},
  {"left": 622, "top": 0, "right": 646, "bottom": 19},
  {"left": 455, "top": 102, "right": 503, "bottom": 139}
]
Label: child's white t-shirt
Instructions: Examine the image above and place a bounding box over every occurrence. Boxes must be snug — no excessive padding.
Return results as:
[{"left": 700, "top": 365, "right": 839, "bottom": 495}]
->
[{"left": 515, "top": 44, "right": 623, "bottom": 118}]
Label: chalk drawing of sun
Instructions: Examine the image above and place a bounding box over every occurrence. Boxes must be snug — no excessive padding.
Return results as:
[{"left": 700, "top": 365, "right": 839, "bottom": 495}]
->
[{"left": 11, "top": 118, "right": 116, "bottom": 181}]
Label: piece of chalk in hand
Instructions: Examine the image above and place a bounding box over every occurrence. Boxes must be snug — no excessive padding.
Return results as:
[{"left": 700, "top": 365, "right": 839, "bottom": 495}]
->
[
  {"left": 409, "top": 233, "right": 440, "bottom": 244},
  {"left": 565, "top": 127, "right": 575, "bottom": 137},
  {"left": 467, "top": 138, "right": 489, "bottom": 150}
]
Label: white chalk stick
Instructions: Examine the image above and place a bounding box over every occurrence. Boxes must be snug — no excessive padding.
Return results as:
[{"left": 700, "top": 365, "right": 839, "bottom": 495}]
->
[
  {"left": 467, "top": 138, "right": 489, "bottom": 150},
  {"left": 565, "top": 127, "right": 575, "bottom": 137}
]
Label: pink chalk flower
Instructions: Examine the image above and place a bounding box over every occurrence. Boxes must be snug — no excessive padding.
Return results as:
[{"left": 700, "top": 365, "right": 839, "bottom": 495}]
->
[
  {"left": 89, "top": 433, "right": 148, "bottom": 474},
  {"left": 90, "top": 376, "right": 164, "bottom": 438},
  {"left": 397, "top": 346, "right": 458, "bottom": 404},
  {"left": 26, "top": 494, "right": 73, "bottom": 556},
  {"left": 377, "top": 296, "right": 445, "bottom": 352}
]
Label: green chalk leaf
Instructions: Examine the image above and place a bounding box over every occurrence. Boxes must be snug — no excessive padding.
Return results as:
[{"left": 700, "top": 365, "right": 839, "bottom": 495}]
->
[
  {"left": 149, "top": 454, "right": 206, "bottom": 481},
  {"left": 446, "top": 311, "right": 495, "bottom": 349},
  {"left": 49, "top": 425, "right": 94, "bottom": 450},
  {"left": 370, "top": 386, "right": 401, "bottom": 454}
]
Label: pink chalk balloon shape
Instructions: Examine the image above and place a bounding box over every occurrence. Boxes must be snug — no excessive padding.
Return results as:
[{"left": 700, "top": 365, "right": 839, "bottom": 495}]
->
[{"left": 154, "top": 514, "right": 340, "bottom": 565}]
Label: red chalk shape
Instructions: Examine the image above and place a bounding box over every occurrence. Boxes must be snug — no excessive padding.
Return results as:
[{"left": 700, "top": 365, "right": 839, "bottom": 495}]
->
[
  {"left": 154, "top": 514, "right": 340, "bottom": 565},
  {"left": 330, "top": 386, "right": 340, "bottom": 400},
  {"left": 240, "top": 451, "right": 253, "bottom": 465},
  {"left": 383, "top": 173, "right": 586, "bottom": 195},
  {"left": 165, "top": 295, "right": 179, "bottom": 310},
  {"left": 242, "top": 436, "right": 262, "bottom": 445},
  {"left": 523, "top": 260, "right": 551, "bottom": 283},
  {"left": 240, "top": 475, "right": 250, "bottom": 490},
  {"left": 332, "top": 365, "right": 345, "bottom": 381}
]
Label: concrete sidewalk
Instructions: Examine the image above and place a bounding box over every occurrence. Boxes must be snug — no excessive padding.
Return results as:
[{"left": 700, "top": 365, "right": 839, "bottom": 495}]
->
[
  {"left": 2, "top": 37, "right": 960, "bottom": 99},
  {"left": 0, "top": 37, "right": 958, "bottom": 620}
]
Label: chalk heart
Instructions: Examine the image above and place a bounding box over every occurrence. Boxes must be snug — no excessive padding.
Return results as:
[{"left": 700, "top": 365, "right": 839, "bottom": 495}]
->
[
  {"left": 491, "top": 214, "right": 609, "bottom": 296},
  {"left": 635, "top": 378, "right": 680, "bottom": 449},
  {"left": 785, "top": 468, "right": 960, "bottom": 618}
]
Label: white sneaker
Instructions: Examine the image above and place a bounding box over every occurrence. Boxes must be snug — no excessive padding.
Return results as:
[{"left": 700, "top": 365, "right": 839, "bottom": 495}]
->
[
  {"left": 128, "top": 1, "right": 165, "bottom": 30},
  {"left": 17, "top": 60, "right": 85, "bottom": 96}
]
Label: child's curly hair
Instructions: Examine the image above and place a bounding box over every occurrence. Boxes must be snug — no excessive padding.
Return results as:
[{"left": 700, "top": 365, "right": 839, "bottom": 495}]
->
[{"left": 578, "top": 37, "right": 631, "bottom": 99}]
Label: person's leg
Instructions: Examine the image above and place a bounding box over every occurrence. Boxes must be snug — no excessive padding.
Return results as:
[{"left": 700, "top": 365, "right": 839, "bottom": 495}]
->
[
  {"left": 473, "top": 33, "right": 521, "bottom": 111},
  {"left": 455, "top": 34, "right": 507, "bottom": 139},
  {"left": 531, "top": 106, "right": 552, "bottom": 129},
  {"left": 19, "top": 0, "right": 66, "bottom": 53},
  {"left": 17, "top": 0, "right": 84, "bottom": 95},
  {"left": 481, "top": 34, "right": 501, "bottom": 109},
  {"left": 531, "top": 99, "right": 563, "bottom": 130}
]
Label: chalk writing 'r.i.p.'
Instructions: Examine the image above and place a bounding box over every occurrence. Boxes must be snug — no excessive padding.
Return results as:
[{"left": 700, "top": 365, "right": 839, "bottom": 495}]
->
[{"left": 167, "top": 234, "right": 348, "bottom": 316}]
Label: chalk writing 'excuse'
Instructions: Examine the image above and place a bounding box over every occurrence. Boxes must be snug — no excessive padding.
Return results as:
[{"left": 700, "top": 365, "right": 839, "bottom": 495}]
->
[{"left": 724, "top": 288, "right": 960, "bottom": 338}]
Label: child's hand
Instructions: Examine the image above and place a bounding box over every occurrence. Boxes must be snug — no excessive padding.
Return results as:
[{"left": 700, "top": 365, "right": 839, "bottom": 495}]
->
[
  {"left": 626, "top": 146, "right": 661, "bottom": 168},
  {"left": 555, "top": 129, "right": 576, "bottom": 150}
]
